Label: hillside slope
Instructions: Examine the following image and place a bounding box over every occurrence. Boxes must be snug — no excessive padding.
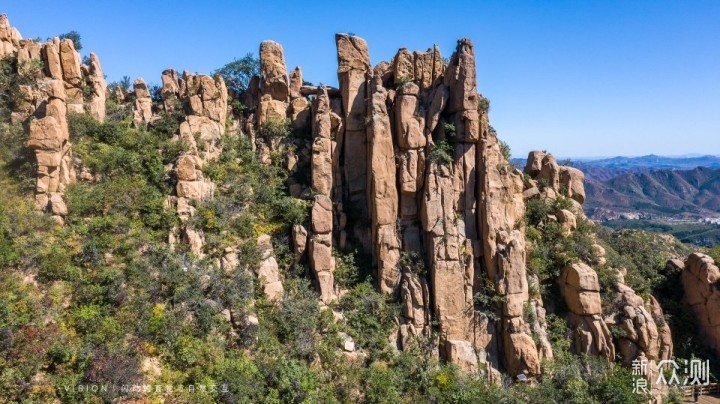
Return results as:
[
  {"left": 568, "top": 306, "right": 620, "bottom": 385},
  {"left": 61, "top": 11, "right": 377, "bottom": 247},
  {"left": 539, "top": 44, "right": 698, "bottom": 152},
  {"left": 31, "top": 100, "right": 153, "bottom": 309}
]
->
[{"left": 1, "top": 13, "right": 717, "bottom": 403}]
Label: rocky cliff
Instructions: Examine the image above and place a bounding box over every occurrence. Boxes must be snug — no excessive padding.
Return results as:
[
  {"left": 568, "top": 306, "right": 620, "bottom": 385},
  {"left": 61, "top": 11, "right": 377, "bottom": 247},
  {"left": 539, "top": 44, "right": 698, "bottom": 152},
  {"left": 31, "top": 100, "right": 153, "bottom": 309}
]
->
[{"left": 2, "top": 13, "right": 718, "bottom": 401}]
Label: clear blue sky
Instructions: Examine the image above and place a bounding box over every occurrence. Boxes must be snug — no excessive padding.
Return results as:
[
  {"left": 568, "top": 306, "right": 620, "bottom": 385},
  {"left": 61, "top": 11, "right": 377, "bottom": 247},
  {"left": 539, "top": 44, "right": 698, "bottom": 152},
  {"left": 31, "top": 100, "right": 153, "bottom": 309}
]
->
[{"left": 3, "top": 0, "right": 719, "bottom": 158}]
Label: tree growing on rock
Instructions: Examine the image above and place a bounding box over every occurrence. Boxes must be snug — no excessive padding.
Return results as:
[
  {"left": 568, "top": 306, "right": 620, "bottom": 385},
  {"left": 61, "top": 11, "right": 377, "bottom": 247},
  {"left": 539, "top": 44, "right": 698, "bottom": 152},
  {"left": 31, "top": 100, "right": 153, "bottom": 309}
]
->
[{"left": 214, "top": 53, "right": 260, "bottom": 94}]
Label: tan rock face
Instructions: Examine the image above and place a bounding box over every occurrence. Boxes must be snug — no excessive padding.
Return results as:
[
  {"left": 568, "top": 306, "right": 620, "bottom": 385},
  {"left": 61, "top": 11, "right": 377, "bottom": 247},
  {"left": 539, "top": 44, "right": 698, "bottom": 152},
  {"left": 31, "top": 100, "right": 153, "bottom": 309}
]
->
[
  {"left": 182, "top": 72, "right": 228, "bottom": 125},
  {"left": 523, "top": 151, "right": 586, "bottom": 206},
  {"left": 59, "top": 39, "right": 82, "bottom": 87},
  {"left": 610, "top": 283, "right": 666, "bottom": 366},
  {"left": 559, "top": 166, "right": 585, "bottom": 204},
  {"left": 682, "top": 253, "right": 720, "bottom": 356},
  {"left": 400, "top": 272, "right": 431, "bottom": 344},
  {"left": 2, "top": 15, "right": 106, "bottom": 220},
  {"left": 395, "top": 82, "right": 426, "bottom": 150},
  {"left": 0, "top": 14, "right": 19, "bottom": 57},
  {"left": 161, "top": 68, "right": 180, "bottom": 111},
  {"left": 166, "top": 71, "right": 228, "bottom": 259},
  {"left": 292, "top": 224, "right": 308, "bottom": 263},
  {"left": 524, "top": 151, "right": 546, "bottom": 176},
  {"left": 289, "top": 66, "right": 302, "bottom": 99},
  {"left": 538, "top": 154, "right": 560, "bottom": 191},
  {"left": 309, "top": 88, "right": 336, "bottom": 303},
  {"left": 42, "top": 40, "right": 62, "bottom": 80},
  {"left": 257, "top": 234, "right": 285, "bottom": 301}
]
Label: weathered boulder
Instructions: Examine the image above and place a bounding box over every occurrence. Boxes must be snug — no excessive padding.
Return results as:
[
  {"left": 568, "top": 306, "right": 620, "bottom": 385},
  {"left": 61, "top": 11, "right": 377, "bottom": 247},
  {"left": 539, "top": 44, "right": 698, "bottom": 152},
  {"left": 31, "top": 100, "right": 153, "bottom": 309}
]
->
[
  {"left": 289, "top": 66, "right": 302, "bottom": 99},
  {"left": 538, "top": 154, "right": 560, "bottom": 191},
  {"left": 86, "top": 53, "right": 107, "bottom": 122},
  {"left": 560, "top": 166, "right": 585, "bottom": 204},
  {"left": 524, "top": 151, "right": 546, "bottom": 176},
  {"left": 181, "top": 72, "right": 228, "bottom": 125},
  {"left": 259, "top": 40, "right": 289, "bottom": 101},
  {"left": 132, "top": 78, "right": 153, "bottom": 126},
  {"left": 610, "top": 283, "right": 665, "bottom": 366},
  {"left": 257, "top": 234, "right": 284, "bottom": 301},
  {"left": 292, "top": 224, "right": 308, "bottom": 262},
  {"left": 445, "top": 340, "right": 478, "bottom": 373},
  {"left": 161, "top": 68, "right": 180, "bottom": 110}
]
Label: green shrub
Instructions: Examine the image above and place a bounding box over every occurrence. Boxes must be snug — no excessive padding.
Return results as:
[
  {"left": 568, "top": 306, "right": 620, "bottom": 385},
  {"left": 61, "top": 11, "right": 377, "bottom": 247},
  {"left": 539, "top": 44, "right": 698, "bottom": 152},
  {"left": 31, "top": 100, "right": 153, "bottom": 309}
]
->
[
  {"left": 428, "top": 140, "right": 453, "bottom": 166},
  {"left": 478, "top": 96, "right": 490, "bottom": 113},
  {"left": 334, "top": 249, "right": 361, "bottom": 288},
  {"left": 499, "top": 140, "right": 512, "bottom": 161},
  {"left": 399, "top": 250, "right": 426, "bottom": 274},
  {"left": 394, "top": 76, "right": 413, "bottom": 89},
  {"left": 338, "top": 282, "right": 397, "bottom": 355},
  {"left": 442, "top": 122, "right": 456, "bottom": 137},
  {"left": 258, "top": 117, "right": 292, "bottom": 140}
]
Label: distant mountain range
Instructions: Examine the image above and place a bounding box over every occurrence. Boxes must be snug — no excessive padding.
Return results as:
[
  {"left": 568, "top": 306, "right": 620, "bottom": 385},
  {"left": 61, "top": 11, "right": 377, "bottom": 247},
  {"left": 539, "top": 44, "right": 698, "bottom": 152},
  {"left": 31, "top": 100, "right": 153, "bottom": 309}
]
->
[
  {"left": 570, "top": 155, "right": 720, "bottom": 181},
  {"left": 584, "top": 167, "right": 720, "bottom": 220},
  {"left": 513, "top": 154, "right": 720, "bottom": 182},
  {"left": 512, "top": 154, "right": 720, "bottom": 221}
]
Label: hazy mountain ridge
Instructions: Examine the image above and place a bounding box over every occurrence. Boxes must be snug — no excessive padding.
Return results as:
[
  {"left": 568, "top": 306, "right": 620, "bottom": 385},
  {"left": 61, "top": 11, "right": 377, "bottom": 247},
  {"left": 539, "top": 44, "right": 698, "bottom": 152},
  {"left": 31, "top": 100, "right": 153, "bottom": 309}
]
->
[
  {"left": 584, "top": 166, "right": 720, "bottom": 220},
  {"left": 514, "top": 154, "right": 720, "bottom": 181}
]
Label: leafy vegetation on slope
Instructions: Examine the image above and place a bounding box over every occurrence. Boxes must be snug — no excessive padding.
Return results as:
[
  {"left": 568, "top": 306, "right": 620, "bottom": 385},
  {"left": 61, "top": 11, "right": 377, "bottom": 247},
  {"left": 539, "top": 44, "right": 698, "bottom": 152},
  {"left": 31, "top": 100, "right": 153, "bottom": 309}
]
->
[{"left": 0, "top": 55, "right": 659, "bottom": 403}]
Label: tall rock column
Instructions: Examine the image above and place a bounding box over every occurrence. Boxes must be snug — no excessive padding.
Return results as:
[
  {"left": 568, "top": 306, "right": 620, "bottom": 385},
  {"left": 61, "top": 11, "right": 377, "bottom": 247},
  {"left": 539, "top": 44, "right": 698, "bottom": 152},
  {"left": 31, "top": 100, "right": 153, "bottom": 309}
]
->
[
  {"left": 474, "top": 39, "right": 549, "bottom": 377},
  {"left": 336, "top": 34, "right": 371, "bottom": 249},
  {"left": 558, "top": 263, "right": 615, "bottom": 361},
  {"left": 396, "top": 79, "right": 427, "bottom": 271},
  {"left": 681, "top": 253, "right": 720, "bottom": 356},
  {"left": 160, "top": 68, "right": 181, "bottom": 112},
  {"left": 132, "top": 78, "right": 153, "bottom": 127},
  {"left": 391, "top": 48, "right": 441, "bottom": 349},
  {"left": 309, "top": 88, "right": 337, "bottom": 303},
  {"left": 366, "top": 75, "right": 400, "bottom": 293},
  {"left": 418, "top": 39, "right": 487, "bottom": 373},
  {"left": 170, "top": 72, "right": 228, "bottom": 256},
  {"left": 85, "top": 53, "right": 107, "bottom": 122},
  {"left": 0, "top": 14, "right": 21, "bottom": 57},
  {"left": 26, "top": 80, "right": 72, "bottom": 222},
  {"left": 258, "top": 41, "right": 289, "bottom": 127}
]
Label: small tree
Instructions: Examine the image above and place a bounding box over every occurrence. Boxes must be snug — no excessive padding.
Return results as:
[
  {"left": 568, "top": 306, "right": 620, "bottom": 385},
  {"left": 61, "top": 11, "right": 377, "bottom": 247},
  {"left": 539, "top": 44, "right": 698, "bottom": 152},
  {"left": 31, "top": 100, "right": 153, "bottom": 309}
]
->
[
  {"left": 500, "top": 140, "right": 512, "bottom": 161},
  {"left": 58, "top": 31, "right": 82, "bottom": 50},
  {"left": 214, "top": 53, "right": 260, "bottom": 94}
]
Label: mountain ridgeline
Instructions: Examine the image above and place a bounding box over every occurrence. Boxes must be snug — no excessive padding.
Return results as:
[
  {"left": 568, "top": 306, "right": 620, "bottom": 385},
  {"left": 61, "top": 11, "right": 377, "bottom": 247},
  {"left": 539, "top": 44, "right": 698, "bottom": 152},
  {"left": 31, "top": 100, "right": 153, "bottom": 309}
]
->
[
  {"left": 1, "top": 13, "right": 718, "bottom": 403},
  {"left": 585, "top": 166, "right": 720, "bottom": 220}
]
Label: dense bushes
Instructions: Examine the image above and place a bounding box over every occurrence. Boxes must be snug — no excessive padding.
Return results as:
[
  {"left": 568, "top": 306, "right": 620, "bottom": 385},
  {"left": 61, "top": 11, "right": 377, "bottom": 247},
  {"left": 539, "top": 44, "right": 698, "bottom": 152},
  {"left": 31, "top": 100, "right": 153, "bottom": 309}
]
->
[
  {"left": 0, "top": 66, "right": 674, "bottom": 403},
  {"left": 525, "top": 196, "right": 599, "bottom": 307}
]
